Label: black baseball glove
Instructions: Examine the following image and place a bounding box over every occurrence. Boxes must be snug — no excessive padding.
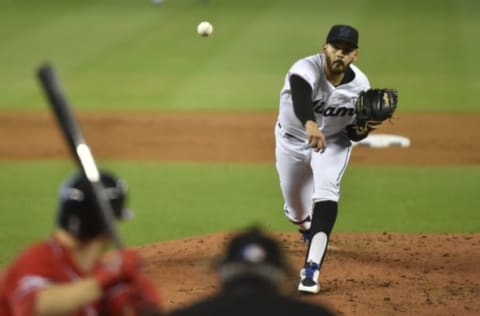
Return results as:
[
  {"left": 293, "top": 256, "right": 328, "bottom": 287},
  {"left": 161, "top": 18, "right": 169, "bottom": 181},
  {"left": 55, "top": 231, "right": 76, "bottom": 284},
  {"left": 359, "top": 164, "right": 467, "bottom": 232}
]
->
[{"left": 351, "top": 88, "right": 398, "bottom": 137}]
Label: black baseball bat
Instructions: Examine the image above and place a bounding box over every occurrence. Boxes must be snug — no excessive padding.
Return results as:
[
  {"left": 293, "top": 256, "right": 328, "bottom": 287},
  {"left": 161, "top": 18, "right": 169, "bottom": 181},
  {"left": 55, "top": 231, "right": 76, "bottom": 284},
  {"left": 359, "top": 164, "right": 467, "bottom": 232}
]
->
[{"left": 37, "top": 63, "right": 124, "bottom": 249}]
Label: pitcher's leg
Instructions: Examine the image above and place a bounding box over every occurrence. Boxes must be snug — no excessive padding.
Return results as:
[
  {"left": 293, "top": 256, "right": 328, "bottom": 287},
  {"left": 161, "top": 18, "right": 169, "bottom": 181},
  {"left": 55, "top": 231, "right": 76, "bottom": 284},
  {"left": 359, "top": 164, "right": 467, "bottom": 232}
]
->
[
  {"left": 298, "top": 144, "right": 351, "bottom": 294},
  {"left": 276, "top": 156, "right": 313, "bottom": 231},
  {"left": 275, "top": 130, "right": 313, "bottom": 232},
  {"left": 305, "top": 201, "right": 337, "bottom": 262}
]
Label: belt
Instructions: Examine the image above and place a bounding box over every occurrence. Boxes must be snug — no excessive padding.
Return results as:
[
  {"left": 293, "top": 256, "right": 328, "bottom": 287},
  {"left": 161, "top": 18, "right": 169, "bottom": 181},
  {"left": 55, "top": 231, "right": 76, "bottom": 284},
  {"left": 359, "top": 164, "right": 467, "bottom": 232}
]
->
[{"left": 277, "top": 122, "right": 304, "bottom": 142}]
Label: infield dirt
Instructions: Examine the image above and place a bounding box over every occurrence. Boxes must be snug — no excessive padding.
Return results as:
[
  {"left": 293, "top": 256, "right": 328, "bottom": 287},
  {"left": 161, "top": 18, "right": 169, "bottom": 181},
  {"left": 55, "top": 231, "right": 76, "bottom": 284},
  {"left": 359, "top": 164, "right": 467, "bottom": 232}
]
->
[
  {"left": 1, "top": 112, "right": 480, "bottom": 165},
  {"left": 1, "top": 111, "right": 479, "bottom": 315}
]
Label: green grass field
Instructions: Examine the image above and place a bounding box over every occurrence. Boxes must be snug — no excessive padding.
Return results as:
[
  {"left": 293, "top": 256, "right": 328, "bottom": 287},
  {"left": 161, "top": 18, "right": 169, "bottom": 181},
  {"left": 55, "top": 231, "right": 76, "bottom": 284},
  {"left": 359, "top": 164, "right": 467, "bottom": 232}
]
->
[
  {"left": 1, "top": 162, "right": 479, "bottom": 265},
  {"left": 1, "top": 0, "right": 479, "bottom": 266},
  {"left": 1, "top": 0, "right": 479, "bottom": 111}
]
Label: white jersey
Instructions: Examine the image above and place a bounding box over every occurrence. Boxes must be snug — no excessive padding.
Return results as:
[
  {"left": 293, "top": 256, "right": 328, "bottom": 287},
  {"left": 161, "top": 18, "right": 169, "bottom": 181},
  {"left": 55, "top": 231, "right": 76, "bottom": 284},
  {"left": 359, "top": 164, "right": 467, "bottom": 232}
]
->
[{"left": 278, "top": 53, "right": 370, "bottom": 142}]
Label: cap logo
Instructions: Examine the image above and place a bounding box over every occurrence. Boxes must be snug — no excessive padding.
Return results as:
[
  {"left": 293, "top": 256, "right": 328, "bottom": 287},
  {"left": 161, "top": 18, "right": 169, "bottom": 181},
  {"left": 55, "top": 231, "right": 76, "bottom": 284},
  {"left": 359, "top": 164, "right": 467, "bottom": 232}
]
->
[
  {"left": 241, "top": 244, "right": 266, "bottom": 263},
  {"left": 339, "top": 27, "right": 351, "bottom": 36}
]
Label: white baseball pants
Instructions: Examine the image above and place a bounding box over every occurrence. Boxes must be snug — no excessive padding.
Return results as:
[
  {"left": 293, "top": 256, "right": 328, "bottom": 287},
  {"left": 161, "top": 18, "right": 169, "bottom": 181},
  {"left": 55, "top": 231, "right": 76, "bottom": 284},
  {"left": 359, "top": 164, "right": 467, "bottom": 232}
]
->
[{"left": 274, "top": 122, "right": 352, "bottom": 224}]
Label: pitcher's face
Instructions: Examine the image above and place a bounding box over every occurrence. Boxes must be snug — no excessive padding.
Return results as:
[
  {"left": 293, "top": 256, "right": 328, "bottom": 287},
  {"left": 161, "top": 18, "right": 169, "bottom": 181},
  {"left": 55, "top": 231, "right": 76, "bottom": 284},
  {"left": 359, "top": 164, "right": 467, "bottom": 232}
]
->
[{"left": 323, "top": 42, "right": 358, "bottom": 74}]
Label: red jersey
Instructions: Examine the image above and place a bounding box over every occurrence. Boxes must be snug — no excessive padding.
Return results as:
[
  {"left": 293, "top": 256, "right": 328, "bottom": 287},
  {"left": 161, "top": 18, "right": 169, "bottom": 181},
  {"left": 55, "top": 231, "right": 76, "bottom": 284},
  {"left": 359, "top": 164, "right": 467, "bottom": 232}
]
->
[{"left": 0, "top": 238, "right": 99, "bottom": 316}]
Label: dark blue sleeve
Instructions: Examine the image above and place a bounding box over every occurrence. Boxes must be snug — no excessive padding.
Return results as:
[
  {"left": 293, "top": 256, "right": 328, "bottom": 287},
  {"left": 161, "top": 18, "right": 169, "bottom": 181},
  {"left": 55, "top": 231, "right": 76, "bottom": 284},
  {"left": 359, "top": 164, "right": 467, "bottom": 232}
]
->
[{"left": 289, "top": 75, "right": 315, "bottom": 125}]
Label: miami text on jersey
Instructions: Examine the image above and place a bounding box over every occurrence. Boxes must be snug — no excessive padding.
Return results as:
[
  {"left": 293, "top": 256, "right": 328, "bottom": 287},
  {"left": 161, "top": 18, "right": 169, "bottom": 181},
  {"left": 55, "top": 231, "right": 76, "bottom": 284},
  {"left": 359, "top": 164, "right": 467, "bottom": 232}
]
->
[{"left": 313, "top": 100, "right": 354, "bottom": 116}]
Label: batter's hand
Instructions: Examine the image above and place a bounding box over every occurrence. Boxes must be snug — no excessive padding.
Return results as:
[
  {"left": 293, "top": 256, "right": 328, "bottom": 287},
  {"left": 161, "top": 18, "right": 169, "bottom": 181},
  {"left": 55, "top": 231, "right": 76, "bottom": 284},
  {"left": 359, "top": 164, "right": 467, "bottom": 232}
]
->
[
  {"left": 94, "top": 250, "right": 143, "bottom": 290},
  {"left": 305, "top": 120, "right": 326, "bottom": 152},
  {"left": 101, "top": 275, "right": 163, "bottom": 316}
]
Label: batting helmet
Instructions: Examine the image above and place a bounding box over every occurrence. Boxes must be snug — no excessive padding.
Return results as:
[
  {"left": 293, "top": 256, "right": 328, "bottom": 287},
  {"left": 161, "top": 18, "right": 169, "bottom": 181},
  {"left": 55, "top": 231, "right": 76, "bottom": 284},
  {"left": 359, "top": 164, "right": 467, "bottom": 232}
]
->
[{"left": 56, "top": 170, "right": 131, "bottom": 241}]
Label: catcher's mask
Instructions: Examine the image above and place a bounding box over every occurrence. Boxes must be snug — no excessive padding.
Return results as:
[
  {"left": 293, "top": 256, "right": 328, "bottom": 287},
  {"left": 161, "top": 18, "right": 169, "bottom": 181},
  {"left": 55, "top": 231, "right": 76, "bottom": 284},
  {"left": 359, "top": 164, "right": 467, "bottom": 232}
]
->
[
  {"left": 56, "top": 170, "right": 132, "bottom": 241},
  {"left": 217, "top": 227, "right": 290, "bottom": 284}
]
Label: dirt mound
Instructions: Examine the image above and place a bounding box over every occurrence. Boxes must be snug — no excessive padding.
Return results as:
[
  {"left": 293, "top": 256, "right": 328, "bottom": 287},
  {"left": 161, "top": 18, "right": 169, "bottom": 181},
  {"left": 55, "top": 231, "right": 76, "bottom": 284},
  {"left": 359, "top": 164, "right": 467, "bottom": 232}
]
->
[{"left": 137, "top": 231, "right": 480, "bottom": 315}]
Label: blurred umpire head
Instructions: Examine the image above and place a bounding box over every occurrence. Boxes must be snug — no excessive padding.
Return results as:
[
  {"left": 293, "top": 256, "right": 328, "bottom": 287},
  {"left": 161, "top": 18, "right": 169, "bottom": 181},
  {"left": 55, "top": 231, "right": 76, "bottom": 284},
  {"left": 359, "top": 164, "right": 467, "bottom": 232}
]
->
[
  {"left": 56, "top": 170, "right": 132, "bottom": 241},
  {"left": 217, "top": 226, "right": 291, "bottom": 286}
]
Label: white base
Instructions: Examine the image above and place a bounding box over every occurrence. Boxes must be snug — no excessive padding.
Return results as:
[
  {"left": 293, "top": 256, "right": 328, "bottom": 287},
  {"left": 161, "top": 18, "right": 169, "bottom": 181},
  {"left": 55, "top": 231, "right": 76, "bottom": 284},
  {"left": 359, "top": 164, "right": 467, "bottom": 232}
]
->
[{"left": 352, "top": 134, "right": 411, "bottom": 148}]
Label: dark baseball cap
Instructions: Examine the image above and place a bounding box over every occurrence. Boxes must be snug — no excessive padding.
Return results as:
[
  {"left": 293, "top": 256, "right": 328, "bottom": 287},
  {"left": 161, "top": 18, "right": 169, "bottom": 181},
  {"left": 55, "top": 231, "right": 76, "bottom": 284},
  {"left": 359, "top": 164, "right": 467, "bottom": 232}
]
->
[
  {"left": 219, "top": 227, "right": 287, "bottom": 269},
  {"left": 326, "top": 24, "right": 359, "bottom": 48}
]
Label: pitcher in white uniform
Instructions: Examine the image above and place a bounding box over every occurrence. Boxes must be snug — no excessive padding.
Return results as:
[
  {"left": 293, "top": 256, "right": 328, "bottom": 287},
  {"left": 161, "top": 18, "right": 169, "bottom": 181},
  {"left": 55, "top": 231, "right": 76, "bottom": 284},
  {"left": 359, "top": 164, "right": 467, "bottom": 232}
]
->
[{"left": 274, "top": 25, "right": 373, "bottom": 294}]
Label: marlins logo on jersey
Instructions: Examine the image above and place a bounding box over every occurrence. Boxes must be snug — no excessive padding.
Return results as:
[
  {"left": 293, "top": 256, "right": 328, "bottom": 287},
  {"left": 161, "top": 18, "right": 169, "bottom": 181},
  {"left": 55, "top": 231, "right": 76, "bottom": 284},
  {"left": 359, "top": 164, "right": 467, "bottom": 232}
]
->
[{"left": 313, "top": 99, "right": 355, "bottom": 117}]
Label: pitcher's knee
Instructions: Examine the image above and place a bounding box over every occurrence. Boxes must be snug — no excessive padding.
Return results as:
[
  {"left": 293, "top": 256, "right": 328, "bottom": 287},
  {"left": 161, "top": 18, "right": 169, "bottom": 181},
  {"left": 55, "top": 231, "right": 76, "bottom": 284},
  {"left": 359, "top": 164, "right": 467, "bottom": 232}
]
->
[{"left": 312, "top": 189, "right": 339, "bottom": 203}]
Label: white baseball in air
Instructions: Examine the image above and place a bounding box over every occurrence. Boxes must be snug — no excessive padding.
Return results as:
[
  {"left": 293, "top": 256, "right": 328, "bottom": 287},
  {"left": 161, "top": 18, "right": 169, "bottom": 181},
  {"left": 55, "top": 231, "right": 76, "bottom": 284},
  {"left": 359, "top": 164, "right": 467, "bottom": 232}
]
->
[{"left": 197, "top": 21, "right": 213, "bottom": 37}]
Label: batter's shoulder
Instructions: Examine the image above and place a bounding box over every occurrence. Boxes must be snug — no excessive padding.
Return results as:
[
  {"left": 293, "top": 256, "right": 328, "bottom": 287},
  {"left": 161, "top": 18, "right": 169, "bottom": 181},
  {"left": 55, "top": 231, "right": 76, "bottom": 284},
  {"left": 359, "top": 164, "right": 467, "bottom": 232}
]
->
[{"left": 4, "top": 241, "right": 57, "bottom": 276}]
